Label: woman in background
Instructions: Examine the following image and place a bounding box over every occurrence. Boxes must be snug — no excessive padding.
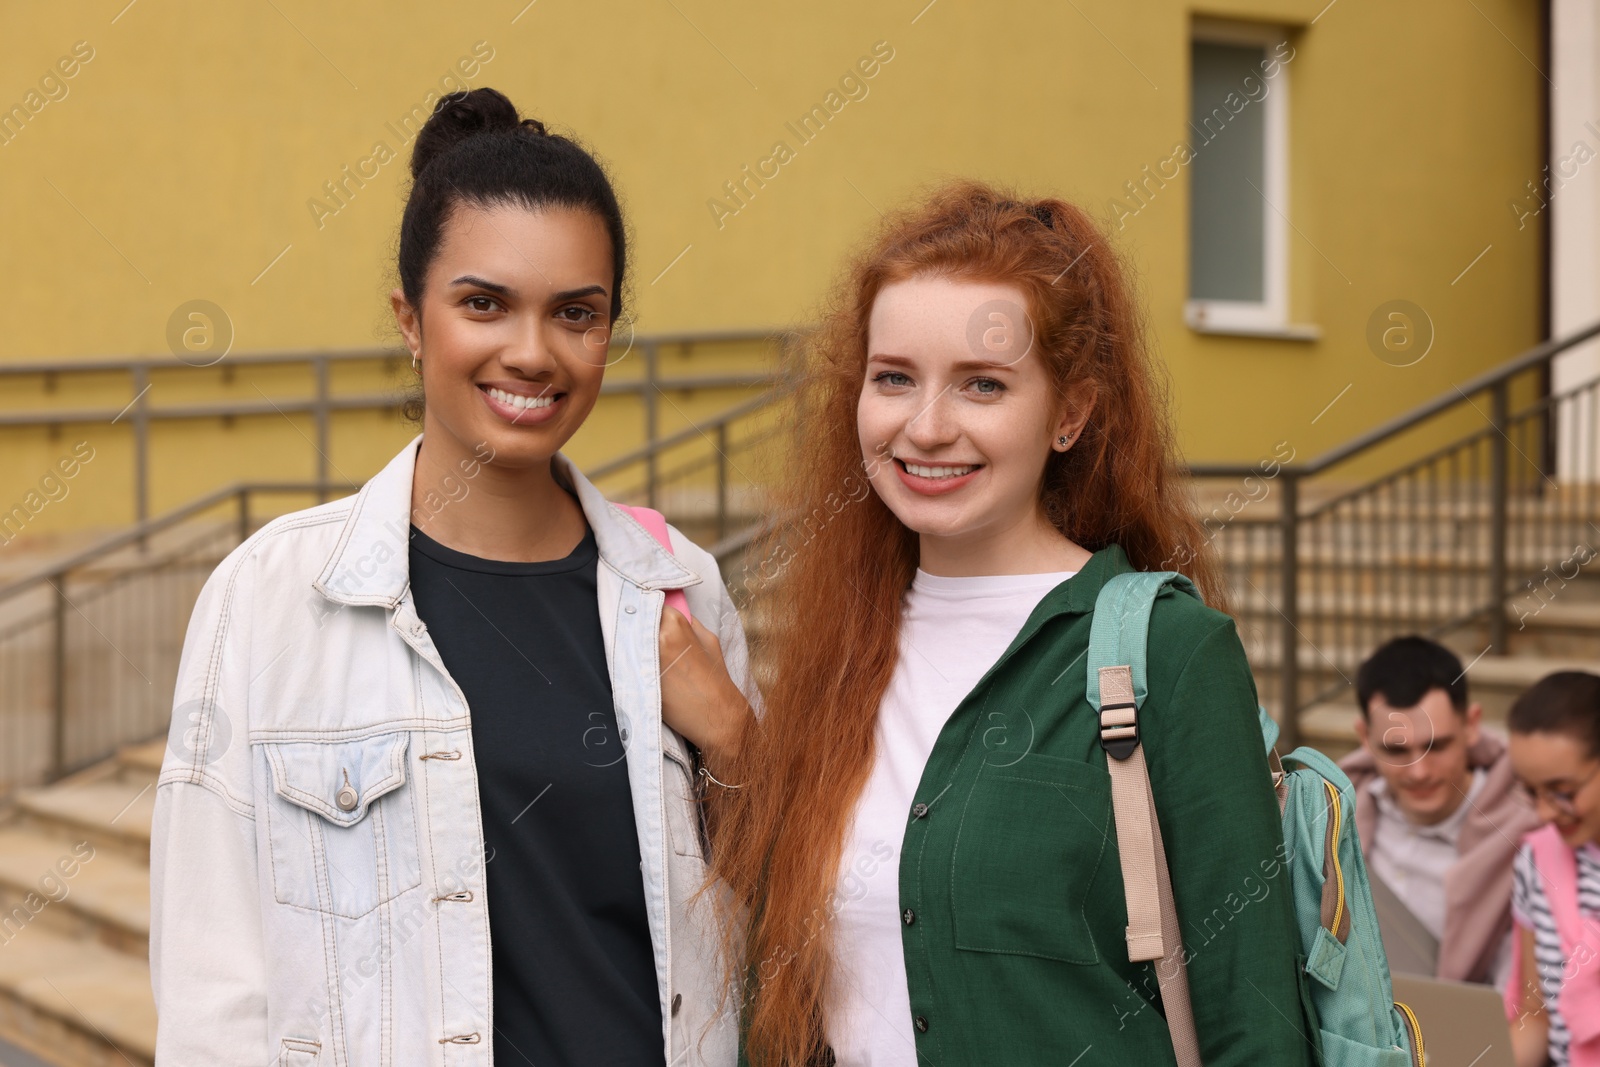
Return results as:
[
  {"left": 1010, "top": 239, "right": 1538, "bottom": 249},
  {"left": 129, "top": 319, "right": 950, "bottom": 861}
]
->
[{"left": 1506, "top": 670, "right": 1600, "bottom": 1067}]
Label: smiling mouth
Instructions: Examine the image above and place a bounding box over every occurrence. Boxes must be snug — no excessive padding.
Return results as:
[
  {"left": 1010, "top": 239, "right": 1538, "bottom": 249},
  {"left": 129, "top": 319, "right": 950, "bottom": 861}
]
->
[
  {"left": 482, "top": 384, "right": 560, "bottom": 411},
  {"left": 896, "top": 459, "right": 983, "bottom": 479}
]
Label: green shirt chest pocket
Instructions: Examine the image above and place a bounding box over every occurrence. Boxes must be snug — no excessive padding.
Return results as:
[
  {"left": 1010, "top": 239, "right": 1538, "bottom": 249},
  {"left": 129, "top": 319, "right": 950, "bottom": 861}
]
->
[{"left": 951, "top": 750, "right": 1111, "bottom": 965}]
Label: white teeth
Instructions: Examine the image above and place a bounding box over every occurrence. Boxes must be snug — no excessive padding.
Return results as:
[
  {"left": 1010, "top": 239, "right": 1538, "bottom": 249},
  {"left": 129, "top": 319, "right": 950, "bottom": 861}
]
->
[
  {"left": 488, "top": 387, "right": 554, "bottom": 411},
  {"left": 904, "top": 462, "right": 976, "bottom": 479}
]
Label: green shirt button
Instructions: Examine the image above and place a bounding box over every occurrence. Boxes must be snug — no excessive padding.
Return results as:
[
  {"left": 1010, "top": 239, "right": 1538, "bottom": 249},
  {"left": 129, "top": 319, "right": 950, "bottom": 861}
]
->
[
  {"left": 911, "top": 802, "right": 929, "bottom": 818},
  {"left": 914, "top": 1015, "right": 929, "bottom": 1033},
  {"left": 902, "top": 908, "right": 915, "bottom": 925}
]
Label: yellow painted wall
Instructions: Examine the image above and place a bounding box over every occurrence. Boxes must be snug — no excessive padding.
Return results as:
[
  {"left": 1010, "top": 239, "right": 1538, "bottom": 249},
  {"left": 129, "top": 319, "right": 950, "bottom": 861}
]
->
[{"left": 0, "top": 0, "right": 1545, "bottom": 548}]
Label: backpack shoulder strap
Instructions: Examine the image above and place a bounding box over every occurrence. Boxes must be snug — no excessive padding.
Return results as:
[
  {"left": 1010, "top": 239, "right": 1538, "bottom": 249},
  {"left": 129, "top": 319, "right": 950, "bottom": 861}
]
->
[
  {"left": 611, "top": 504, "right": 690, "bottom": 617},
  {"left": 1087, "top": 570, "right": 1203, "bottom": 1067}
]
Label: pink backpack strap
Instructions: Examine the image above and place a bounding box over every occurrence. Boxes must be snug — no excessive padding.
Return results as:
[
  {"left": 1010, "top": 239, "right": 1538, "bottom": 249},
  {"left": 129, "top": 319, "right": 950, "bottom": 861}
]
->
[
  {"left": 1526, "top": 825, "right": 1600, "bottom": 1059},
  {"left": 612, "top": 504, "right": 690, "bottom": 618}
]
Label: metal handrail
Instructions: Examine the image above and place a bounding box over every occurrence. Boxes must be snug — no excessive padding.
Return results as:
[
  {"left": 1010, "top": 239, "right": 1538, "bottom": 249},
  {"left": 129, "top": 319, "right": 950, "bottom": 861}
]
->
[
  {"left": 0, "top": 374, "right": 779, "bottom": 427},
  {"left": 0, "top": 481, "right": 359, "bottom": 603},
  {"left": 585, "top": 387, "right": 790, "bottom": 481},
  {"left": 0, "top": 328, "right": 791, "bottom": 377},
  {"left": 1185, "top": 318, "right": 1600, "bottom": 752},
  {"left": 0, "top": 329, "right": 789, "bottom": 528}
]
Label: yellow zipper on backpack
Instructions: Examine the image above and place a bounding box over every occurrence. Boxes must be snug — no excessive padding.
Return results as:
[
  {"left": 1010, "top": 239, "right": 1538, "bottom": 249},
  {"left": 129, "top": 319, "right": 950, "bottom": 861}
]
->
[
  {"left": 1324, "top": 780, "right": 1346, "bottom": 937},
  {"left": 1395, "top": 1000, "right": 1426, "bottom": 1066}
]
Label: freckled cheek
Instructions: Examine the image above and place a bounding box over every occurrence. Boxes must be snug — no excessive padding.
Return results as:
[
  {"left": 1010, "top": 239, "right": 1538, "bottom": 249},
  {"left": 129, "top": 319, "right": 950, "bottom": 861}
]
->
[
  {"left": 959, "top": 408, "right": 1039, "bottom": 470},
  {"left": 856, "top": 395, "right": 901, "bottom": 456}
]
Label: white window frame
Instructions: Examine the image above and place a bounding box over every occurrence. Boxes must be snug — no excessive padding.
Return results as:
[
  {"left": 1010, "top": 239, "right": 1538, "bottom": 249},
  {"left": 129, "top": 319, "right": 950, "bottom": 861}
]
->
[{"left": 1185, "top": 20, "right": 1292, "bottom": 336}]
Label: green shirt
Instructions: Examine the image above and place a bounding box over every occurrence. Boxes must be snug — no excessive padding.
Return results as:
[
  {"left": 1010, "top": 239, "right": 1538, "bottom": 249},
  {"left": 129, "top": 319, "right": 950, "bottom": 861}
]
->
[
  {"left": 747, "top": 544, "right": 1320, "bottom": 1066},
  {"left": 898, "top": 543, "right": 1316, "bottom": 1065}
]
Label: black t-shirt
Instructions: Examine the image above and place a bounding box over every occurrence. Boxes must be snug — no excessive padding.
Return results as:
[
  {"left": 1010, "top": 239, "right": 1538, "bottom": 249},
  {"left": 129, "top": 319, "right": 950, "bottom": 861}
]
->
[{"left": 408, "top": 524, "right": 663, "bottom": 1067}]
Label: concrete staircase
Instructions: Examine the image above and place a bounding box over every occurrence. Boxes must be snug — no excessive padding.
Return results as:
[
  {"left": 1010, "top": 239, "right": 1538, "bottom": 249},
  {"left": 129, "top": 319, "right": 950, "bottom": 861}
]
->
[
  {"left": 0, "top": 740, "right": 159, "bottom": 1067},
  {"left": 1234, "top": 549, "right": 1600, "bottom": 761}
]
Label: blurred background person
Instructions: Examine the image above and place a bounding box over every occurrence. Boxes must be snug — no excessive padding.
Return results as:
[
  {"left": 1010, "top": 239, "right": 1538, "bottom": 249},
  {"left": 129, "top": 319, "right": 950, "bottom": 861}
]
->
[
  {"left": 1341, "top": 635, "right": 1539, "bottom": 988},
  {"left": 1506, "top": 670, "right": 1600, "bottom": 1067}
]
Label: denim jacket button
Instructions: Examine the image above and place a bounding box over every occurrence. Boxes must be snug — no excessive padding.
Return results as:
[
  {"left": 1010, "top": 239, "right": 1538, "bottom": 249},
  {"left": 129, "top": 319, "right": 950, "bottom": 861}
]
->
[
  {"left": 625, "top": 605, "right": 637, "bottom": 614},
  {"left": 336, "top": 785, "right": 358, "bottom": 811}
]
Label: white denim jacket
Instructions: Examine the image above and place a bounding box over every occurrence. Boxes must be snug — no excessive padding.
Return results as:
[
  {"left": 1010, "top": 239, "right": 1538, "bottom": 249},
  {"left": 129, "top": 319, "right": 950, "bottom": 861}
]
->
[{"left": 150, "top": 437, "right": 752, "bottom": 1066}]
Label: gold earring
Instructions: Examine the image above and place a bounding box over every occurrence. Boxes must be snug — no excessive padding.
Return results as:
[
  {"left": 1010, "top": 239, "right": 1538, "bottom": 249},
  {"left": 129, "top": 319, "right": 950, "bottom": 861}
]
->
[{"left": 412, "top": 350, "right": 421, "bottom": 372}]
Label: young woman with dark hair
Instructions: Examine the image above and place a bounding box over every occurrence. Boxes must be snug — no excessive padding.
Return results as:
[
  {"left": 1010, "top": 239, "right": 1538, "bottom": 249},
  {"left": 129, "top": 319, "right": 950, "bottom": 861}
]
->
[
  {"left": 709, "top": 182, "right": 1315, "bottom": 1066},
  {"left": 1505, "top": 671, "right": 1600, "bottom": 1067},
  {"left": 150, "top": 88, "right": 754, "bottom": 1066}
]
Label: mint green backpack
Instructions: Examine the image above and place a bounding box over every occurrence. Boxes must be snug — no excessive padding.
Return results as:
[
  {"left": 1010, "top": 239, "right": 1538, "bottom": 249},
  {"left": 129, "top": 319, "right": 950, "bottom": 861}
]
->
[{"left": 1087, "top": 571, "right": 1426, "bottom": 1067}]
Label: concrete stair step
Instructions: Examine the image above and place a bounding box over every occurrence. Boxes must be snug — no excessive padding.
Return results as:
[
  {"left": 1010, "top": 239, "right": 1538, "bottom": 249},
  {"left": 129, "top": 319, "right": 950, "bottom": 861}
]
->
[
  {"left": 1218, "top": 547, "right": 1600, "bottom": 574},
  {"left": 1261, "top": 653, "right": 1600, "bottom": 722},
  {"left": 0, "top": 923, "right": 154, "bottom": 1067},
  {"left": 13, "top": 775, "right": 154, "bottom": 865},
  {"left": 113, "top": 742, "right": 164, "bottom": 778},
  {"left": 1299, "top": 701, "right": 1361, "bottom": 752},
  {"left": 1250, "top": 644, "right": 1600, "bottom": 683},
  {"left": 1231, "top": 591, "right": 1600, "bottom": 627},
  {"left": 0, "top": 827, "right": 148, "bottom": 955}
]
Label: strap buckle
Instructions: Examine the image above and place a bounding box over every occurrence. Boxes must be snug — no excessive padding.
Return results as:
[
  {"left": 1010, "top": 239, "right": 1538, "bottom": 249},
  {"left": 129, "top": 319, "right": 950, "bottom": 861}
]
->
[
  {"left": 1097, "top": 664, "right": 1141, "bottom": 760},
  {"left": 1099, "top": 701, "right": 1140, "bottom": 760}
]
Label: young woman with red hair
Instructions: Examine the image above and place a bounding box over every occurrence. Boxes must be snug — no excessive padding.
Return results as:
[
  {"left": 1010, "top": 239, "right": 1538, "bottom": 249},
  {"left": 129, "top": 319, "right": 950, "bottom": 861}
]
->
[{"left": 708, "top": 182, "right": 1315, "bottom": 1066}]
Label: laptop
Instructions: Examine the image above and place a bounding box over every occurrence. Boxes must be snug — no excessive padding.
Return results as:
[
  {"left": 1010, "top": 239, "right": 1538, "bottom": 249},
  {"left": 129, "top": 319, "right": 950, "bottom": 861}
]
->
[
  {"left": 1369, "top": 868, "right": 1440, "bottom": 978},
  {"left": 1391, "top": 973, "right": 1515, "bottom": 1067}
]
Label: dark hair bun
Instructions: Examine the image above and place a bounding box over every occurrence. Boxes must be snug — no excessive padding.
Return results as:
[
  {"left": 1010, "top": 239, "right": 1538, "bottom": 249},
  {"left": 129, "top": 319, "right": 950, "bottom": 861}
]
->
[
  {"left": 410, "top": 88, "right": 547, "bottom": 179},
  {"left": 396, "top": 85, "right": 628, "bottom": 330}
]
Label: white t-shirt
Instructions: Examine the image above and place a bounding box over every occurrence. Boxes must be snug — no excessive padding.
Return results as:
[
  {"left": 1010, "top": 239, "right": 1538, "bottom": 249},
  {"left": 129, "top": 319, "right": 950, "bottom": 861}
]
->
[
  {"left": 1369, "top": 768, "right": 1486, "bottom": 940},
  {"left": 823, "top": 568, "right": 1077, "bottom": 1067}
]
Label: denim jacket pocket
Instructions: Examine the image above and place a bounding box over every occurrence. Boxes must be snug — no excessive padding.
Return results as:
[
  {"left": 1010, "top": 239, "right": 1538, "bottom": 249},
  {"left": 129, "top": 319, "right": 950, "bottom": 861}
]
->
[
  {"left": 279, "top": 1036, "right": 321, "bottom": 1065},
  {"left": 260, "top": 730, "right": 422, "bottom": 918}
]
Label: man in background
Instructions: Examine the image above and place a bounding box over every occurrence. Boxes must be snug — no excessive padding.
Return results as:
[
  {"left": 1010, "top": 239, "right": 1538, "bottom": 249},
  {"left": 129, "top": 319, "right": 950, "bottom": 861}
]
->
[{"left": 1339, "top": 635, "right": 1539, "bottom": 986}]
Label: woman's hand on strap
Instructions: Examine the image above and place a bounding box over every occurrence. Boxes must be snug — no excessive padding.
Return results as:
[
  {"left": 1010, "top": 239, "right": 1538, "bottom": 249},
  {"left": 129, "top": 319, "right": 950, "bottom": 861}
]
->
[{"left": 658, "top": 607, "right": 750, "bottom": 773}]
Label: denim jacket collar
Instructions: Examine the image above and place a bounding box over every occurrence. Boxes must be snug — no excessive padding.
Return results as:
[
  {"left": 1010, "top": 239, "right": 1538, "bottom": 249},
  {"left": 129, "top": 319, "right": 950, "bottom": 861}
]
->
[{"left": 313, "top": 434, "right": 702, "bottom": 607}]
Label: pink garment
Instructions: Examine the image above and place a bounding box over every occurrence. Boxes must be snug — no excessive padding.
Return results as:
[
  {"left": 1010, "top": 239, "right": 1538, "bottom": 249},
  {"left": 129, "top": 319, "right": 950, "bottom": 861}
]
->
[
  {"left": 613, "top": 505, "right": 690, "bottom": 617},
  {"left": 1343, "top": 732, "right": 1541, "bottom": 982},
  {"left": 1503, "top": 825, "right": 1600, "bottom": 1066}
]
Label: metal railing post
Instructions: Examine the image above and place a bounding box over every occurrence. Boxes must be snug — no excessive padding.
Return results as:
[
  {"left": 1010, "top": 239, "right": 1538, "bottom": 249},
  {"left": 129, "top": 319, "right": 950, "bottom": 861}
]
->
[
  {"left": 716, "top": 422, "right": 729, "bottom": 541},
  {"left": 314, "top": 356, "right": 330, "bottom": 504},
  {"left": 1488, "top": 381, "right": 1511, "bottom": 653},
  {"left": 644, "top": 342, "right": 659, "bottom": 510},
  {"left": 52, "top": 576, "right": 67, "bottom": 780},
  {"left": 133, "top": 364, "right": 150, "bottom": 548},
  {"left": 237, "top": 488, "right": 251, "bottom": 543},
  {"left": 1278, "top": 474, "right": 1301, "bottom": 752}
]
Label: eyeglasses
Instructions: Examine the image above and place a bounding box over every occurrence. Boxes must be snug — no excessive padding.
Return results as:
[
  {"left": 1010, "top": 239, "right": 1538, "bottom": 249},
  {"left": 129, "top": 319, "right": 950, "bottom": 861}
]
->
[{"left": 1519, "top": 763, "right": 1600, "bottom": 818}]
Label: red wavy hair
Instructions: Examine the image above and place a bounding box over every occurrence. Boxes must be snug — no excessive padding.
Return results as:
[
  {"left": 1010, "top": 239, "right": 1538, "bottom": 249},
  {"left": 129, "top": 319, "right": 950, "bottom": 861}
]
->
[{"left": 713, "top": 180, "right": 1225, "bottom": 1065}]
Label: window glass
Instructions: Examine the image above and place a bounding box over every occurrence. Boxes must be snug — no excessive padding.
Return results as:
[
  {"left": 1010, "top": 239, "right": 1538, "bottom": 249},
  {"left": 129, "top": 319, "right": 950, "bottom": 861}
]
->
[{"left": 1190, "top": 40, "right": 1268, "bottom": 303}]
